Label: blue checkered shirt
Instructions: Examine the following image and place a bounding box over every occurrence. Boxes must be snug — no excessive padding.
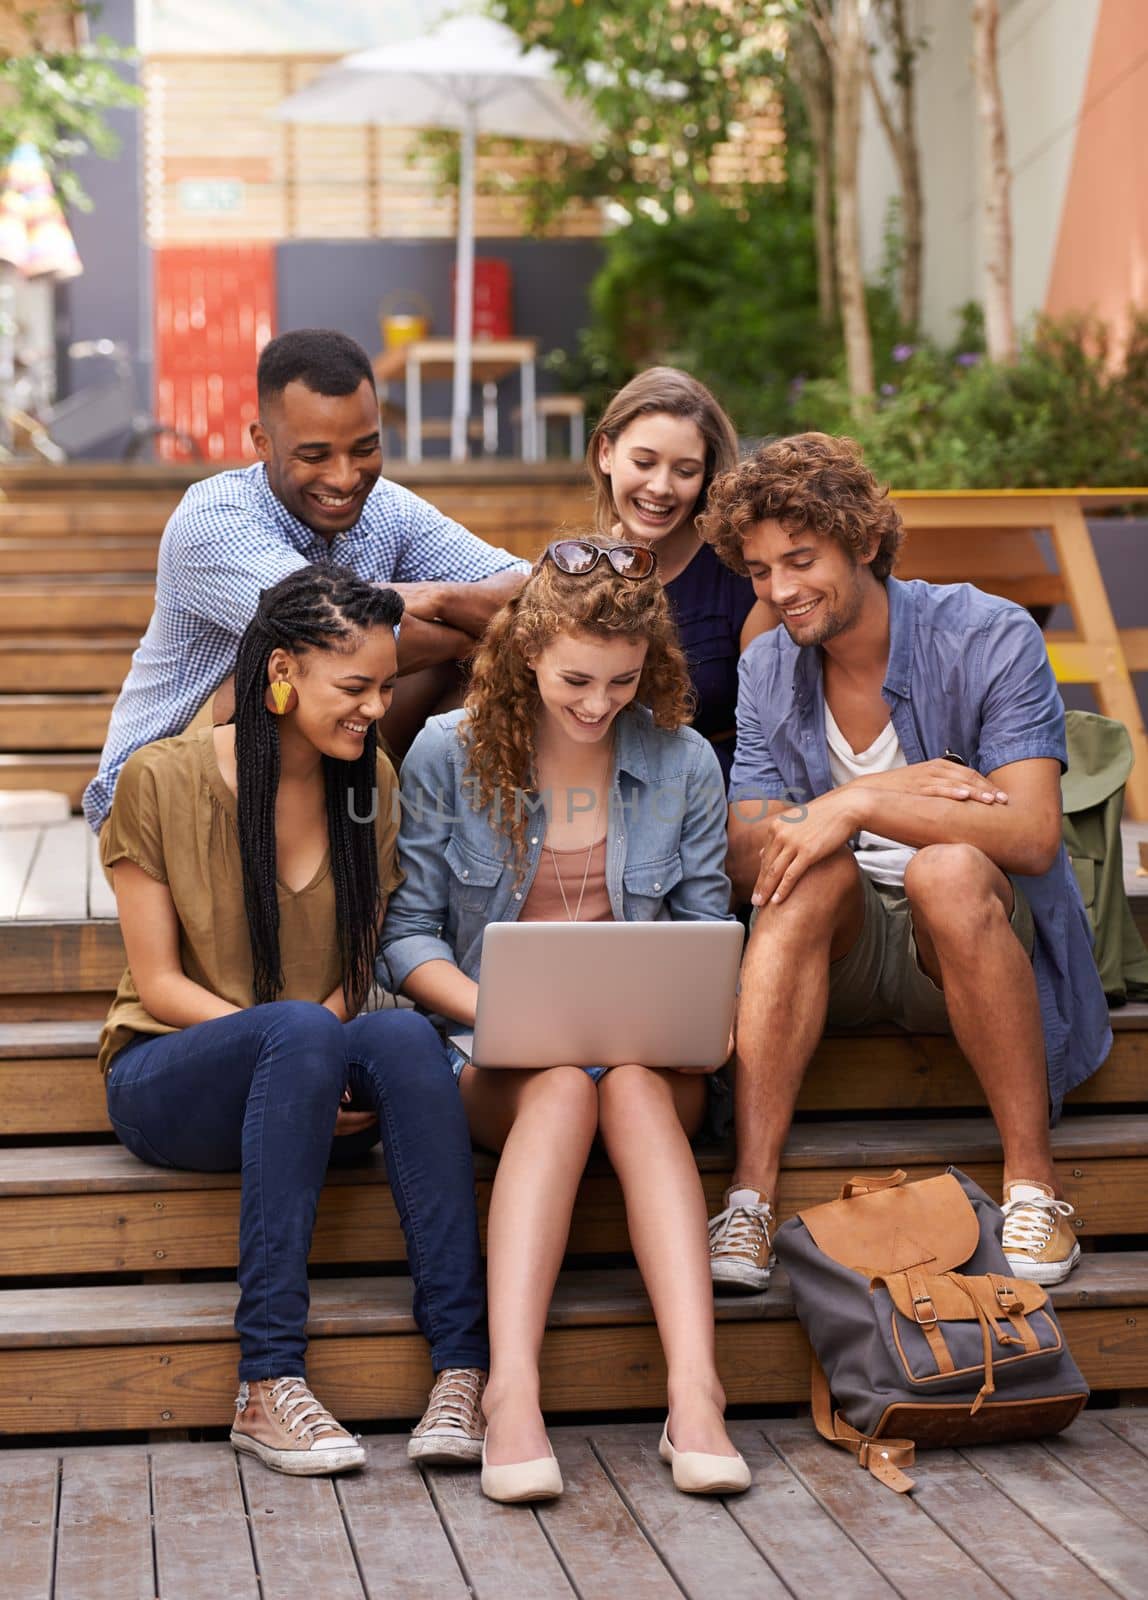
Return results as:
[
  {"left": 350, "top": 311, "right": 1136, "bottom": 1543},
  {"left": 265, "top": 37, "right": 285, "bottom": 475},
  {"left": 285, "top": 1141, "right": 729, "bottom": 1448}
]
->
[{"left": 84, "top": 464, "right": 527, "bottom": 831}]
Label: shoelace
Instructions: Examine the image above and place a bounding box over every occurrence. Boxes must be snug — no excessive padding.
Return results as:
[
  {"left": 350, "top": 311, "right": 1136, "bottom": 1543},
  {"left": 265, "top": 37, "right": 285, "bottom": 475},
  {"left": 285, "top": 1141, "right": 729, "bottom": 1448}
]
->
[
  {"left": 1001, "top": 1192, "right": 1075, "bottom": 1252},
  {"left": 708, "top": 1200, "right": 773, "bottom": 1258},
  {"left": 415, "top": 1368, "right": 486, "bottom": 1435},
  {"left": 266, "top": 1377, "right": 346, "bottom": 1442}
]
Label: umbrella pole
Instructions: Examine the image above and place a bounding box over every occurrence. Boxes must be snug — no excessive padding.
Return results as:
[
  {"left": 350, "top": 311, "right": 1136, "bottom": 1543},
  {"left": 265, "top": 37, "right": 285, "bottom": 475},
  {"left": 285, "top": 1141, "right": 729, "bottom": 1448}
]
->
[{"left": 450, "top": 105, "right": 477, "bottom": 463}]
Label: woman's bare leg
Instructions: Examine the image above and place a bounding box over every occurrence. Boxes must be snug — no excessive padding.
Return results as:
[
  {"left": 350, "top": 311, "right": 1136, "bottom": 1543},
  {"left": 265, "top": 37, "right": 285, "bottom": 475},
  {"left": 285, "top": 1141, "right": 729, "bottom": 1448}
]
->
[
  {"left": 459, "top": 1063, "right": 599, "bottom": 1465},
  {"left": 597, "top": 1067, "right": 738, "bottom": 1457}
]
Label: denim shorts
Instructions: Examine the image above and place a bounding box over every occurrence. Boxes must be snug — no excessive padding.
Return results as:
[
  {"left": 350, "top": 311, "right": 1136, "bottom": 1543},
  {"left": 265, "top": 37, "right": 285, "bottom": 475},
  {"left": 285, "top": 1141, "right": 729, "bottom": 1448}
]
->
[{"left": 445, "top": 1041, "right": 609, "bottom": 1083}]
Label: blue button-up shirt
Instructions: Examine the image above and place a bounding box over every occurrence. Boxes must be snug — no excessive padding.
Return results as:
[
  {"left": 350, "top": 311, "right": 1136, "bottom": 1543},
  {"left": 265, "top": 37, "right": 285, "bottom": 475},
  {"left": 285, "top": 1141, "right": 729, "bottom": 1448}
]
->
[
  {"left": 380, "top": 705, "right": 733, "bottom": 992},
  {"left": 84, "top": 464, "right": 527, "bottom": 831},
  {"left": 729, "top": 577, "right": 1111, "bottom": 1115}
]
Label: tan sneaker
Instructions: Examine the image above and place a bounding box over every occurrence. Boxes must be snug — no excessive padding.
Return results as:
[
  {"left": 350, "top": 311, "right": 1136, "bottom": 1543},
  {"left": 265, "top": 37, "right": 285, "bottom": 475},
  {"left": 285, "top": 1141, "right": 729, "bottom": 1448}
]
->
[
  {"left": 408, "top": 1367, "right": 486, "bottom": 1464},
  {"left": 230, "top": 1377, "right": 365, "bottom": 1476},
  {"left": 709, "top": 1187, "right": 774, "bottom": 1292},
  {"left": 1001, "top": 1181, "right": 1081, "bottom": 1285}
]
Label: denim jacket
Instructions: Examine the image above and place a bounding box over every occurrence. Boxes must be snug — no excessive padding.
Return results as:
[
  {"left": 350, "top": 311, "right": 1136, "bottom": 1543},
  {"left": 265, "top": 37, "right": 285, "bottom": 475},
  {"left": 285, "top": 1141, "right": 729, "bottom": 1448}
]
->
[
  {"left": 381, "top": 705, "right": 733, "bottom": 990},
  {"left": 728, "top": 577, "right": 1112, "bottom": 1117}
]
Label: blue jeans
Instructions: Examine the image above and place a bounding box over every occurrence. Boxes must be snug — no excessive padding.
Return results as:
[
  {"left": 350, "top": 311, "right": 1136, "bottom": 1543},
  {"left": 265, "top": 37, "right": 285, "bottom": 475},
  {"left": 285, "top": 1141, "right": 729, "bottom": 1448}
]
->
[{"left": 106, "top": 1000, "right": 488, "bottom": 1382}]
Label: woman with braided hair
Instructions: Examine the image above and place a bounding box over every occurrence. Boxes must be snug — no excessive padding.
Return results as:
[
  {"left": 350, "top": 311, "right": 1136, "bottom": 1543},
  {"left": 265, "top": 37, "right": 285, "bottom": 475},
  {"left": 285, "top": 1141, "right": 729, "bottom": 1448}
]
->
[
  {"left": 382, "top": 535, "right": 751, "bottom": 1504},
  {"left": 99, "top": 565, "right": 488, "bottom": 1478}
]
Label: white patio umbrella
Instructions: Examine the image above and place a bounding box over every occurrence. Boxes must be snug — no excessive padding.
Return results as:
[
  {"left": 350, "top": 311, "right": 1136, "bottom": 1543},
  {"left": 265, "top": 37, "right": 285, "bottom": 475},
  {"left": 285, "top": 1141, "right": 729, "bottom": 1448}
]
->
[{"left": 274, "top": 15, "right": 599, "bottom": 461}]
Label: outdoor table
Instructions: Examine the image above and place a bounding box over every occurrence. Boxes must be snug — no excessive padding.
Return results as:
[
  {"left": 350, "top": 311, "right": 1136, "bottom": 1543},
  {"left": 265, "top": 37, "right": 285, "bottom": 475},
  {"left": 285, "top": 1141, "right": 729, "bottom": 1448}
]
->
[
  {"left": 891, "top": 489, "right": 1148, "bottom": 817},
  {"left": 372, "top": 337, "right": 539, "bottom": 464}
]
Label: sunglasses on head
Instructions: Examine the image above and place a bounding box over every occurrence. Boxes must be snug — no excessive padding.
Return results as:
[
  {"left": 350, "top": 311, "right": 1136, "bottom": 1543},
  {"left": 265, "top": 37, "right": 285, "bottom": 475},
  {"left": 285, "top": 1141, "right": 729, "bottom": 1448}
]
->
[{"left": 540, "top": 539, "right": 658, "bottom": 579}]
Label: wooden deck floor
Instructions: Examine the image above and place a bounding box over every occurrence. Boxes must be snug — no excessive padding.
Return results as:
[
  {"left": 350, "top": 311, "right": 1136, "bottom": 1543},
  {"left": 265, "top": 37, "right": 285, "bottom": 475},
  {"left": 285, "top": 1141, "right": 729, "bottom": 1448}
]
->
[{"left": 3, "top": 1413, "right": 1148, "bottom": 1599}]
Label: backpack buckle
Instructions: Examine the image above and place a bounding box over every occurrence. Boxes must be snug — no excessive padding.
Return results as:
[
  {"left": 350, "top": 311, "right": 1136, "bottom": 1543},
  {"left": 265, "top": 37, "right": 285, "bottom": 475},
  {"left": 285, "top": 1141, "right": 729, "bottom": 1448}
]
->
[{"left": 912, "top": 1293, "right": 938, "bottom": 1326}]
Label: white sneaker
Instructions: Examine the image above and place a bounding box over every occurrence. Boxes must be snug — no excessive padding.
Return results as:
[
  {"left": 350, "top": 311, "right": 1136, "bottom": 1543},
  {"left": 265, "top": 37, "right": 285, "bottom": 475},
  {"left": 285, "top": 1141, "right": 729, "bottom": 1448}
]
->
[
  {"left": 1001, "top": 1181, "right": 1081, "bottom": 1285},
  {"left": 709, "top": 1187, "right": 774, "bottom": 1292}
]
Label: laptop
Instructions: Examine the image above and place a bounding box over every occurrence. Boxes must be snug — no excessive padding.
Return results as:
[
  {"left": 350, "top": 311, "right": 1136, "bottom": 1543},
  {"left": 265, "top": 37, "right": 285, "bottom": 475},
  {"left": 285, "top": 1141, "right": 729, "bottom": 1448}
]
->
[{"left": 449, "top": 921, "right": 744, "bottom": 1070}]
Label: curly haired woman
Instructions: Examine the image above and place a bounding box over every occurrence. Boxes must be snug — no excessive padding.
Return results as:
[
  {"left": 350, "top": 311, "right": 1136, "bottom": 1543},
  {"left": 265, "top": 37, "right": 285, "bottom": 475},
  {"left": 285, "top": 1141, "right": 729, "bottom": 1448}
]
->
[
  {"left": 381, "top": 534, "right": 751, "bottom": 1504},
  {"left": 99, "top": 566, "right": 488, "bottom": 1479}
]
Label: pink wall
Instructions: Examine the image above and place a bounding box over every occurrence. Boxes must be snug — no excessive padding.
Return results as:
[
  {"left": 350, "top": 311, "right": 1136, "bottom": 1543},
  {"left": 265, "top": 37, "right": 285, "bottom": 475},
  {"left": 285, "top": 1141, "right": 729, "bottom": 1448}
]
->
[{"left": 1045, "top": 0, "right": 1148, "bottom": 346}]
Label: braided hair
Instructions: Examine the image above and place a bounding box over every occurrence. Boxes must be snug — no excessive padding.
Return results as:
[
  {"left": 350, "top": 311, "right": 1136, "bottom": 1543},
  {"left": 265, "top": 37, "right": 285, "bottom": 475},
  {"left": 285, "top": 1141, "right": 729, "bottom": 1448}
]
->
[{"left": 232, "top": 565, "right": 404, "bottom": 1013}]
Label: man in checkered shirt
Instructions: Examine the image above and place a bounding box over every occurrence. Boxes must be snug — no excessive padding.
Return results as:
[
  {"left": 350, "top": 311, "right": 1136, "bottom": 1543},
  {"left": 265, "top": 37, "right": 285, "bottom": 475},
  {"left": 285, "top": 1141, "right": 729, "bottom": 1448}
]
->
[{"left": 84, "top": 329, "right": 529, "bottom": 832}]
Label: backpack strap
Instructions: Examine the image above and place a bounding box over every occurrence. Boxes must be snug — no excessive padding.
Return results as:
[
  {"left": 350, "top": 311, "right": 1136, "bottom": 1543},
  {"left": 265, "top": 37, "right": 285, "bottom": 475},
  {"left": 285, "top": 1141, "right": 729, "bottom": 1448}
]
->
[{"left": 810, "top": 1357, "right": 917, "bottom": 1494}]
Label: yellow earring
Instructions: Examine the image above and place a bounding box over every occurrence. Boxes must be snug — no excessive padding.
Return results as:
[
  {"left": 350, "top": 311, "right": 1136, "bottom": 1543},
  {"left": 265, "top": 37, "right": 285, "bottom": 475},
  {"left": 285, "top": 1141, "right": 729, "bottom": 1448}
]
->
[{"left": 264, "top": 678, "right": 298, "bottom": 716}]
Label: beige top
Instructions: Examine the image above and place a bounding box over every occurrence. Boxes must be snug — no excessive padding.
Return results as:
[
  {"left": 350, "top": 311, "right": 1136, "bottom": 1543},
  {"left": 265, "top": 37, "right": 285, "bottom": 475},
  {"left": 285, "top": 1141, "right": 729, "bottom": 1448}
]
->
[
  {"left": 520, "top": 834, "right": 613, "bottom": 923},
  {"left": 97, "top": 727, "right": 401, "bottom": 1076}
]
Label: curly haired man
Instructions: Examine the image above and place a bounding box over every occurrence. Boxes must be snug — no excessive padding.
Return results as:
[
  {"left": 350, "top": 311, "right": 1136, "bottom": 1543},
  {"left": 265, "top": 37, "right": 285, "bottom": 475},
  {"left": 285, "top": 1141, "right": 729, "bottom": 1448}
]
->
[{"left": 701, "top": 432, "right": 1110, "bottom": 1291}]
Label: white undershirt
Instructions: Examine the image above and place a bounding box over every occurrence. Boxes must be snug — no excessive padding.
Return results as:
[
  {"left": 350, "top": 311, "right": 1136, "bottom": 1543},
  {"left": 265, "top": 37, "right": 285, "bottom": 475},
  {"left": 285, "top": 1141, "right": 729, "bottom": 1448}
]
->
[{"left": 824, "top": 699, "right": 916, "bottom": 887}]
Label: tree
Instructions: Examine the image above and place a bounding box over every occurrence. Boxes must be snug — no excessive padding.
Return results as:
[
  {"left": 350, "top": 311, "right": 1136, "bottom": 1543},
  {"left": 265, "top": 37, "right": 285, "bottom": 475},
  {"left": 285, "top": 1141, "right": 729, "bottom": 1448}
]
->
[
  {"left": 787, "top": 11, "right": 835, "bottom": 325},
  {"left": 0, "top": 4, "right": 138, "bottom": 212},
  {"left": 865, "top": 0, "right": 924, "bottom": 328},
  {"left": 970, "top": 0, "right": 1015, "bottom": 361},
  {"left": 811, "top": 0, "right": 874, "bottom": 397},
  {"left": 488, "top": 0, "right": 783, "bottom": 227}
]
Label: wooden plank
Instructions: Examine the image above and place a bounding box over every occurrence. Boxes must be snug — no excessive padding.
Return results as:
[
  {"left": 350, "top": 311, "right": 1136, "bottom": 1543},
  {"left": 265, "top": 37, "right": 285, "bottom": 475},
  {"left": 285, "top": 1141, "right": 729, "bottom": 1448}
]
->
[
  {"left": 0, "top": 1018, "right": 103, "bottom": 1056},
  {"left": 0, "top": 537, "right": 160, "bottom": 575},
  {"left": 2, "top": 1256, "right": 1141, "bottom": 1346},
  {"left": 765, "top": 1418, "right": 1008, "bottom": 1599},
  {"left": 54, "top": 1451, "right": 155, "bottom": 1600},
  {"left": 966, "top": 1439, "right": 1148, "bottom": 1596},
  {"left": 425, "top": 1457, "right": 575, "bottom": 1600},
  {"left": 0, "top": 754, "right": 97, "bottom": 810},
  {"left": 0, "top": 824, "right": 39, "bottom": 918},
  {"left": 337, "top": 1434, "right": 471, "bottom": 1600},
  {"left": 906, "top": 1444, "right": 1116, "bottom": 1598},
  {"left": 801, "top": 1027, "right": 1148, "bottom": 1112},
  {"left": 591, "top": 1423, "right": 789, "bottom": 1599},
  {"left": 0, "top": 585, "right": 153, "bottom": 633},
  {"left": 0, "top": 694, "right": 115, "bottom": 752},
  {"left": 240, "top": 1457, "right": 365, "bottom": 1600},
  {"left": 2, "top": 1151, "right": 1147, "bottom": 1278},
  {"left": 0, "top": 1454, "right": 58, "bottom": 1600},
  {"left": 722, "top": 1422, "right": 897, "bottom": 1598},
  {"left": 1042, "top": 1414, "right": 1148, "bottom": 1533},
  {"left": 537, "top": 1429, "right": 684, "bottom": 1599},
  {"left": 1049, "top": 502, "right": 1148, "bottom": 818},
  {"left": 152, "top": 1443, "right": 261, "bottom": 1599},
  {"left": 0, "top": 638, "right": 135, "bottom": 693},
  {"left": 16, "top": 817, "right": 88, "bottom": 919},
  {"left": 0, "top": 1057, "right": 110, "bottom": 1133},
  {"left": 0, "top": 917, "right": 125, "bottom": 992}
]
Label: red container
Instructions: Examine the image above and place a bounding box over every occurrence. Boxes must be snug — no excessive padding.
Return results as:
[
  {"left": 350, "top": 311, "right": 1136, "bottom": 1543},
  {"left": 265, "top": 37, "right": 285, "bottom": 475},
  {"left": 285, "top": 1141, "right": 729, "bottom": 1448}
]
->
[{"left": 453, "top": 257, "right": 512, "bottom": 340}]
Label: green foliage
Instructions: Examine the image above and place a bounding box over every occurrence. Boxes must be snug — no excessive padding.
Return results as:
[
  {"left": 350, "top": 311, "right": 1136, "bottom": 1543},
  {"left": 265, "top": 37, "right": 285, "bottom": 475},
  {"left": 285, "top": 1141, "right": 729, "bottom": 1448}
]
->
[
  {"left": 0, "top": 7, "right": 139, "bottom": 211},
  {"left": 547, "top": 183, "right": 850, "bottom": 436},
  {"left": 796, "top": 311, "right": 1148, "bottom": 488},
  {"left": 487, "top": 0, "right": 787, "bottom": 228}
]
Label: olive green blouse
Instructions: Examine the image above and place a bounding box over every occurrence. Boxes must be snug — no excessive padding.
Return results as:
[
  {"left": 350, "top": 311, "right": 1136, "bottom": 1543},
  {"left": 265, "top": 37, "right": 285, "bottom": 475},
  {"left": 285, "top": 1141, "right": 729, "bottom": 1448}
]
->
[{"left": 97, "top": 727, "right": 400, "bottom": 1075}]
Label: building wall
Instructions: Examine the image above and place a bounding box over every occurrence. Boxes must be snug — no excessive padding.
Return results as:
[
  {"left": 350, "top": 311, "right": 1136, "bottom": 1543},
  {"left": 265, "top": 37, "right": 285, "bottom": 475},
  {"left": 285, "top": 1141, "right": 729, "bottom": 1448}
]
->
[
  {"left": 860, "top": 0, "right": 1103, "bottom": 343},
  {"left": 55, "top": 0, "right": 150, "bottom": 427}
]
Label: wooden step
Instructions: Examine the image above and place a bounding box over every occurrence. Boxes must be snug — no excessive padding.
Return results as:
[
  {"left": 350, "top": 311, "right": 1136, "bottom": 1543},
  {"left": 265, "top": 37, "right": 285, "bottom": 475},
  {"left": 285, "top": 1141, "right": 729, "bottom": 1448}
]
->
[
  {"left": 0, "top": 537, "right": 160, "bottom": 576},
  {"left": 0, "top": 755, "right": 98, "bottom": 812},
  {"left": 0, "top": 1257, "right": 1143, "bottom": 1434},
  {"left": 0, "top": 582, "right": 152, "bottom": 633},
  {"left": 0, "top": 694, "right": 115, "bottom": 751},
  {"left": 3, "top": 1115, "right": 1145, "bottom": 1277},
  {"left": 0, "top": 503, "right": 177, "bottom": 536},
  {"left": 0, "top": 636, "right": 135, "bottom": 693},
  {"left": 3, "top": 1008, "right": 1145, "bottom": 1134}
]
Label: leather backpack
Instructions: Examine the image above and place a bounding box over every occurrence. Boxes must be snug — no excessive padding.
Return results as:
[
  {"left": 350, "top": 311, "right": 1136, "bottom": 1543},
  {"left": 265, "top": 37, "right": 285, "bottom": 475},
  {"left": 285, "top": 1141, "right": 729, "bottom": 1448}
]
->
[{"left": 773, "top": 1166, "right": 1089, "bottom": 1493}]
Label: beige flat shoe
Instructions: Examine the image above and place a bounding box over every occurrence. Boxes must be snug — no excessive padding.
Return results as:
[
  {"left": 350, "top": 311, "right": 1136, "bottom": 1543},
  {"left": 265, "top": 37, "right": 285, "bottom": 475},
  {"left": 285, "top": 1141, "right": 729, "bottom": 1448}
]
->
[
  {"left": 480, "top": 1439, "right": 563, "bottom": 1503},
  {"left": 659, "top": 1422, "right": 751, "bottom": 1495}
]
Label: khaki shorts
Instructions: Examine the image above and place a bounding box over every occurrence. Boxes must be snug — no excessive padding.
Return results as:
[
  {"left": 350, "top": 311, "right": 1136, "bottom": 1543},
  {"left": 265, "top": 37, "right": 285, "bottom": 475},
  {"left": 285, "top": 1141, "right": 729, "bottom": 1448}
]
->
[{"left": 824, "top": 870, "right": 1035, "bottom": 1034}]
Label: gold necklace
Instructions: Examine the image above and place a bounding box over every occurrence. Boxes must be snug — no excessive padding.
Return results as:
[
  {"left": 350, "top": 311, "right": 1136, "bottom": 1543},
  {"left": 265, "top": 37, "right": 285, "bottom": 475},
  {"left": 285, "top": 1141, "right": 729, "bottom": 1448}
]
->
[{"left": 546, "top": 790, "right": 603, "bottom": 923}]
